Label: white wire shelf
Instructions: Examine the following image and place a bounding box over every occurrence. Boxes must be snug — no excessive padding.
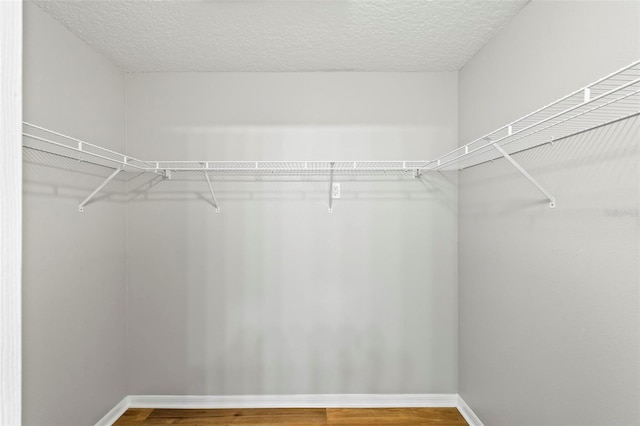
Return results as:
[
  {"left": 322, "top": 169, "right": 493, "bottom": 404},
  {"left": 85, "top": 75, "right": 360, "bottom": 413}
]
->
[
  {"left": 22, "top": 122, "right": 155, "bottom": 173},
  {"left": 428, "top": 59, "right": 640, "bottom": 171},
  {"left": 22, "top": 124, "right": 432, "bottom": 176},
  {"left": 146, "top": 161, "right": 433, "bottom": 177},
  {"left": 22, "top": 59, "right": 640, "bottom": 211}
]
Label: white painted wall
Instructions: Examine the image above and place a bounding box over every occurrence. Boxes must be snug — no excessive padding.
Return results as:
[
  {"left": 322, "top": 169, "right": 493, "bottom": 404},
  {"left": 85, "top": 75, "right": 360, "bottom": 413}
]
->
[
  {"left": 22, "top": 2, "right": 127, "bottom": 424},
  {"left": 125, "top": 72, "right": 459, "bottom": 395},
  {"left": 458, "top": 1, "right": 640, "bottom": 424}
]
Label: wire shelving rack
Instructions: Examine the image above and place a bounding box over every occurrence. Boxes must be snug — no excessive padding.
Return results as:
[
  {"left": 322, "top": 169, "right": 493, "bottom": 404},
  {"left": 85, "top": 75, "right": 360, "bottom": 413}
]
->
[{"left": 23, "top": 59, "right": 640, "bottom": 211}]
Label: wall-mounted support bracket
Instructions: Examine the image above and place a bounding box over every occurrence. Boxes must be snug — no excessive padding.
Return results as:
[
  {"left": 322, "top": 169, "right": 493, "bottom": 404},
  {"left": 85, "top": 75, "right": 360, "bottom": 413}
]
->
[
  {"left": 79, "top": 166, "right": 123, "bottom": 212},
  {"left": 413, "top": 168, "right": 422, "bottom": 178},
  {"left": 493, "top": 143, "right": 556, "bottom": 208},
  {"left": 328, "top": 162, "right": 335, "bottom": 213},
  {"left": 203, "top": 171, "right": 220, "bottom": 213}
]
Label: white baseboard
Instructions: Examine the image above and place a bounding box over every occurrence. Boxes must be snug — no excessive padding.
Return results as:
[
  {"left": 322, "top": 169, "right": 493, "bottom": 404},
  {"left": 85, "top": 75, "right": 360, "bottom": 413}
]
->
[
  {"left": 128, "top": 393, "right": 458, "bottom": 409},
  {"left": 456, "top": 395, "right": 484, "bottom": 426},
  {"left": 95, "top": 396, "right": 130, "bottom": 426},
  {"left": 97, "top": 393, "right": 483, "bottom": 426}
]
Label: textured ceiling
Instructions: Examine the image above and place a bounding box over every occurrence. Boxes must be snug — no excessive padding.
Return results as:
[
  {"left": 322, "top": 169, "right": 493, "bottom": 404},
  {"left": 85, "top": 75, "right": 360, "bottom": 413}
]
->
[{"left": 34, "top": 0, "right": 529, "bottom": 72}]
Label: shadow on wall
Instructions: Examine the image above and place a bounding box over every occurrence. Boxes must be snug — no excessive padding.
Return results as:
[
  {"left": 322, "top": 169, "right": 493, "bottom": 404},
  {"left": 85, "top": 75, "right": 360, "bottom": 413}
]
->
[
  {"left": 23, "top": 146, "right": 128, "bottom": 207},
  {"left": 459, "top": 116, "right": 640, "bottom": 215},
  {"left": 185, "top": 324, "right": 417, "bottom": 394}
]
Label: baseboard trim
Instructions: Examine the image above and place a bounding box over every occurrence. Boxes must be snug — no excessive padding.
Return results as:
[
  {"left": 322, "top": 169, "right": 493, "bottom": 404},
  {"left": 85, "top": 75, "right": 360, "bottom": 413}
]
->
[
  {"left": 95, "top": 396, "right": 130, "bottom": 426},
  {"left": 97, "top": 393, "right": 483, "bottom": 426},
  {"left": 456, "top": 395, "right": 484, "bottom": 426},
  {"left": 128, "top": 393, "right": 458, "bottom": 409}
]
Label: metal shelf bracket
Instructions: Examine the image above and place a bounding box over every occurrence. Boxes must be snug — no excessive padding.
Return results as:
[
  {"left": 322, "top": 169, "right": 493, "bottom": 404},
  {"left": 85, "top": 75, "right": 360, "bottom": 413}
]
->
[
  {"left": 78, "top": 166, "right": 123, "bottom": 212},
  {"left": 328, "top": 162, "right": 335, "bottom": 213},
  {"left": 493, "top": 143, "right": 556, "bottom": 208},
  {"left": 203, "top": 170, "right": 220, "bottom": 213}
]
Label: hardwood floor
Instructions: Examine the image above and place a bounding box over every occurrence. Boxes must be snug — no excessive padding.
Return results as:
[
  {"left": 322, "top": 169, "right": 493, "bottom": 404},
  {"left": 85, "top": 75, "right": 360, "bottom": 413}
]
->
[{"left": 114, "top": 407, "right": 469, "bottom": 425}]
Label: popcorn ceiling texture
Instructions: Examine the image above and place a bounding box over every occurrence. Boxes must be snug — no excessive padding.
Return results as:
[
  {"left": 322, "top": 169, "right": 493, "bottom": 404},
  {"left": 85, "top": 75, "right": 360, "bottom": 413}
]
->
[{"left": 33, "top": 0, "right": 529, "bottom": 72}]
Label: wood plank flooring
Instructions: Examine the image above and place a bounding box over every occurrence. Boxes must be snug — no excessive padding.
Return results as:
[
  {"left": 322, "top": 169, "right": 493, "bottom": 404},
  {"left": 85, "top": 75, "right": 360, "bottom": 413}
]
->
[{"left": 114, "top": 407, "right": 468, "bottom": 425}]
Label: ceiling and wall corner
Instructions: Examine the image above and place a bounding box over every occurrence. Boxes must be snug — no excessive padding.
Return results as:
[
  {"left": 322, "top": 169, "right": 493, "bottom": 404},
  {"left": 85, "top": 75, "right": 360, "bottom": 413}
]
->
[{"left": 32, "top": 0, "right": 529, "bottom": 72}]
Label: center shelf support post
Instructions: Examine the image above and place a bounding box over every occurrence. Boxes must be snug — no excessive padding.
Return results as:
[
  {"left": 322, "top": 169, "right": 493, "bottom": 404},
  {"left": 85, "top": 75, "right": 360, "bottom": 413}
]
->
[
  {"left": 78, "top": 166, "right": 123, "bottom": 212},
  {"left": 203, "top": 170, "right": 220, "bottom": 213},
  {"left": 328, "top": 162, "right": 335, "bottom": 213},
  {"left": 492, "top": 143, "right": 556, "bottom": 208}
]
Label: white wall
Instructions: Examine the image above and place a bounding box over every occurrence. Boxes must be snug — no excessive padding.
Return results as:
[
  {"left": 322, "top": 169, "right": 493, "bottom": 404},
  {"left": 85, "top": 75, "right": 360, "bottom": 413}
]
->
[
  {"left": 125, "top": 72, "right": 459, "bottom": 395},
  {"left": 458, "top": 1, "right": 640, "bottom": 424},
  {"left": 22, "top": 2, "right": 127, "bottom": 424}
]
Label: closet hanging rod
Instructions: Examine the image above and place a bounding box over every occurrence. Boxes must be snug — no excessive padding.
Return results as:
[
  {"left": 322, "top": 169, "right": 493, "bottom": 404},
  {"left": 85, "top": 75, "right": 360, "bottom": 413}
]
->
[
  {"left": 426, "top": 58, "right": 640, "bottom": 171},
  {"left": 22, "top": 122, "right": 157, "bottom": 174},
  {"left": 23, "top": 145, "right": 120, "bottom": 171},
  {"left": 138, "top": 161, "right": 433, "bottom": 173},
  {"left": 22, "top": 123, "right": 434, "bottom": 174},
  {"left": 22, "top": 132, "right": 148, "bottom": 173},
  {"left": 23, "top": 122, "right": 143, "bottom": 160},
  {"left": 435, "top": 84, "right": 640, "bottom": 171},
  {"left": 458, "top": 110, "right": 640, "bottom": 171}
]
